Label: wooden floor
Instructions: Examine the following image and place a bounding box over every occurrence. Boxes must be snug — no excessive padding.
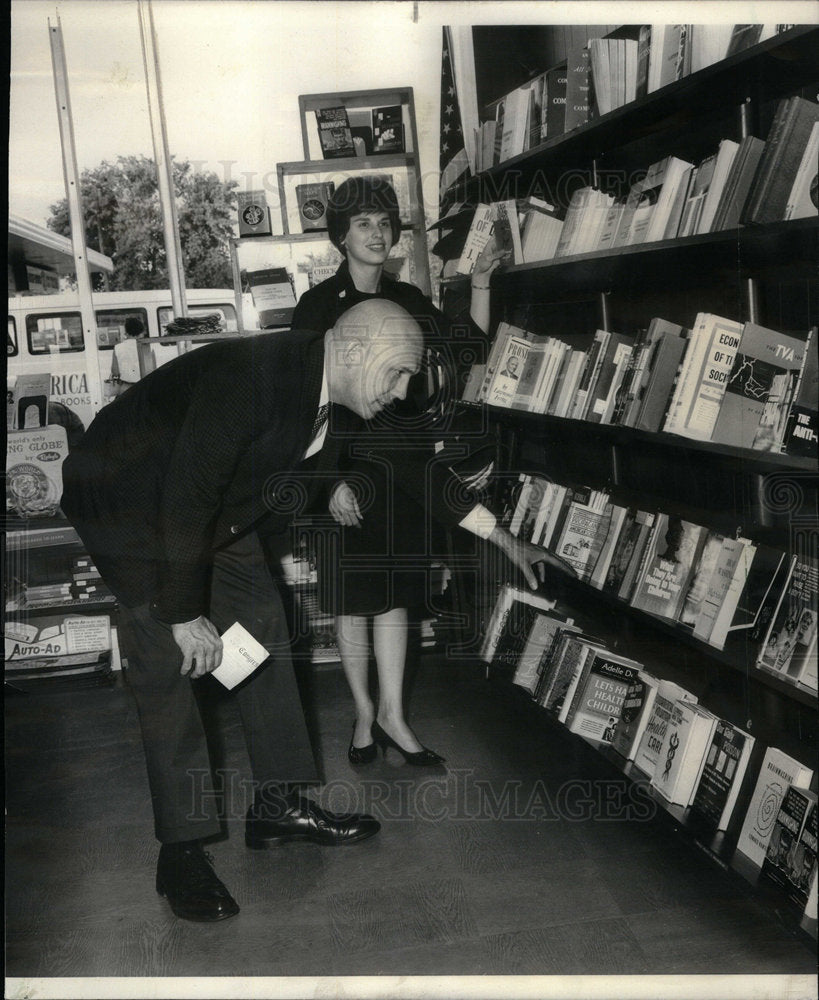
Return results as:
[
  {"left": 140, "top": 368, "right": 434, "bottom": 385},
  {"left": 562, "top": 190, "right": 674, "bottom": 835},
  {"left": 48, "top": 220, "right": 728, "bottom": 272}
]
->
[{"left": 5, "top": 651, "right": 816, "bottom": 979}]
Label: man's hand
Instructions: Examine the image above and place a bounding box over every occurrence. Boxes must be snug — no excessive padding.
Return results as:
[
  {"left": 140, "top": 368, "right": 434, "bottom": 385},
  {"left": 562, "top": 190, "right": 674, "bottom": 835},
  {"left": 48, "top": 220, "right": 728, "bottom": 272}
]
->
[
  {"left": 488, "top": 524, "right": 578, "bottom": 590},
  {"left": 172, "top": 616, "right": 223, "bottom": 678},
  {"left": 329, "top": 481, "right": 363, "bottom": 527}
]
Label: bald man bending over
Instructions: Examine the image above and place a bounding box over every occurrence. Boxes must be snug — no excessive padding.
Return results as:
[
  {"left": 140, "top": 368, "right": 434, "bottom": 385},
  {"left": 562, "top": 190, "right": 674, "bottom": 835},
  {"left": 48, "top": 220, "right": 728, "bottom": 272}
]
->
[{"left": 61, "top": 300, "right": 552, "bottom": 923}]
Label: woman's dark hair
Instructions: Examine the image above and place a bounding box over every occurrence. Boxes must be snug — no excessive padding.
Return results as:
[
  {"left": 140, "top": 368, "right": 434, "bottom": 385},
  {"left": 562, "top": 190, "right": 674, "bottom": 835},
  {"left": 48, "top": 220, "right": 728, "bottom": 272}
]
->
[{"left": 326, "top": 176, "right": 401, "bottom": 254}]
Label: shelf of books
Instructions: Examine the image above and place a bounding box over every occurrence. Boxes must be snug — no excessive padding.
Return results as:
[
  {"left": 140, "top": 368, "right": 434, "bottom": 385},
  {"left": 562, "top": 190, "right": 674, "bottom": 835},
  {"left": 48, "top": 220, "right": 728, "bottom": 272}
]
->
[
  {"left": 452, "top": 25, "right": 819, "bottom": 203},
  {"left": 451, "top": 21, "right": 818, "bottom": 938},
  {"left": 455, "top": 218, "right": 819, "bottom": 299},
  {"left": 480, "top": 579, "right": 817, "bottom": 938}
]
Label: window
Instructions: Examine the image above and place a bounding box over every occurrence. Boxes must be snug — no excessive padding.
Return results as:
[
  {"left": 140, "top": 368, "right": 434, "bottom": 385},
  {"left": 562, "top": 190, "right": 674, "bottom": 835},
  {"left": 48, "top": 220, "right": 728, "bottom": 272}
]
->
[
  {"left": 26, "top": 313, "right": 84, "bottom": 354},
  {"left": 156, "top": 303, "right": 238, "bottom": 337},
  {"left": 95, "top": 308, "right": 149, "bottom": 350},
  {"left": 8, "top": 317, "right": 18, "bottom": 357}
]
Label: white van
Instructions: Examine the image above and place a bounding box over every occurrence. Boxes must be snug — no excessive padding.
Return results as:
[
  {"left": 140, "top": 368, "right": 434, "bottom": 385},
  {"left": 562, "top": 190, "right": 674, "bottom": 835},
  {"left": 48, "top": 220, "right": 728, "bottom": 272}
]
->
[{"left": 8, "top": 288, "right": 242, "bottom": 429}]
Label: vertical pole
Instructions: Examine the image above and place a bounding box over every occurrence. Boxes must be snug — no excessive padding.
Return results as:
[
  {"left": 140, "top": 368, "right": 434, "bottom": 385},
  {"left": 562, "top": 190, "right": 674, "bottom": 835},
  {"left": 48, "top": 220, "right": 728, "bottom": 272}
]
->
[
  {"left": 137, "top": 0, "right": 188, "bottom": 342},
  {"left": 738, "top": 96, "right": 759, "bottom": 323},
  {"left": 48, "top": 17, "right": 105, "bottom": 414}
]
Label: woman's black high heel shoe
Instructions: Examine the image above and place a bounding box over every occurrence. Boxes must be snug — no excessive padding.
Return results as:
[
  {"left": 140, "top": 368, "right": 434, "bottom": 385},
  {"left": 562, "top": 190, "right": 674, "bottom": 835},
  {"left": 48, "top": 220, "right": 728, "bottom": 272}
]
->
[
  {"left": 348, "top": 723, "right": 377, "bottom": 765},
  {"left": 372, "top": 721, "right": 445, "bottom": 766}
]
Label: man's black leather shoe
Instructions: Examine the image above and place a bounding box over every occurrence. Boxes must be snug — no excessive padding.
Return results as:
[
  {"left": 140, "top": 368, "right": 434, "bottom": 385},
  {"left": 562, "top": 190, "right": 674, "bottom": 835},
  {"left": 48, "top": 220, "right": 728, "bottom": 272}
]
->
[
  {"left": 156, "top": 841, "right": 240, "bottom": 922},
  {"left": 245, "top": 795, "right": 381, "bottom": 848}
]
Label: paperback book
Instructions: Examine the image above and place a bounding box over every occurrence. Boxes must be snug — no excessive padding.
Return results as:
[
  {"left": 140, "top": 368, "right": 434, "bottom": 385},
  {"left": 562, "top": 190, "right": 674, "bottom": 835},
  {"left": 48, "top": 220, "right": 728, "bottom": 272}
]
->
[
  {"left": 711, "top": 322, "right": 809, "bottom": 451},
  {"left": 735, "top": 746, "right": 814, "bottom": 868},
  {"left": 630, "top": 515, "right": 707, "bottom": 622},
  {"left": 565, "top": 650, "right": 643, "bottom": 743},
  {"left": 610, "top": 670, "right": 660, "bottom": 761},
  {"left": 632, "top": 679, "right": 698, "bottom": 779},
  {"left": 757, "top": 552, "right": 818, "bottom": 682},
  {"left": 511, "top": 610, "right": 573, "bottom": 695},
  {"left": 315, "top": 106, "right": 356, "bottom": 158},
  {"left": 689, "top": 718, "right": 756, "bottom": 831},
  {"left": 761, "top": 786, "right": 817, "bottom": 902},
  {"left": 295, "top": 182, "right": 335, "bottom": 232},
  {"left": 650, "top": 700, "right": 717, "bottom": 807}
]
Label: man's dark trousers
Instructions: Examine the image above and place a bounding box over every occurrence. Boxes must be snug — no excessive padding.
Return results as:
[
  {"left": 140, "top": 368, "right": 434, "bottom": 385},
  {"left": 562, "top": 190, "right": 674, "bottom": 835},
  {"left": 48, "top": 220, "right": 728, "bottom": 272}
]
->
[{"left": 117, "top": 529, "right": 316, "bottom": 844}]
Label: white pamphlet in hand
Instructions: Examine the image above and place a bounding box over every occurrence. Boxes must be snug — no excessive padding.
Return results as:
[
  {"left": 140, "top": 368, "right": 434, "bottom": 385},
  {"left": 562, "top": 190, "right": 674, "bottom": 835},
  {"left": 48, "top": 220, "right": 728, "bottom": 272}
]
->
[{"left": 211, "top": 622, "right": 269, "bottom": 689}]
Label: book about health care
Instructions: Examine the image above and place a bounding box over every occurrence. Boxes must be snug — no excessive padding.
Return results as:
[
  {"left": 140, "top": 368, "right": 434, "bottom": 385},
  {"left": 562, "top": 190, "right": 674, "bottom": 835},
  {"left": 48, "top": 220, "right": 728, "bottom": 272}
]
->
[{"left": 566, "top": 652, "right": 642, "bottom": 744}]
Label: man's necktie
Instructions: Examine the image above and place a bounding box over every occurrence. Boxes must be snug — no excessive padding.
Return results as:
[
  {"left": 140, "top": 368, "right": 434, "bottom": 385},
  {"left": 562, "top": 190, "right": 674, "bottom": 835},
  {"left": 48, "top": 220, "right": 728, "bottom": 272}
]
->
[{"left": 310, "top": 403, "right": 330, "bottom": 442}]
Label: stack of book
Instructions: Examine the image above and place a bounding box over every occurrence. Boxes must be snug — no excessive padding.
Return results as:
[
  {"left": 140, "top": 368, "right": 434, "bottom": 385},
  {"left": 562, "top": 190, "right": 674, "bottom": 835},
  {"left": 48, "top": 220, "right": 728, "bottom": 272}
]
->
[
  {"left": 464, "top": 314, "right": 816, "bottom": 460},
  {"left": 500, "top": 473, "right": 817, "bottom": 692}
]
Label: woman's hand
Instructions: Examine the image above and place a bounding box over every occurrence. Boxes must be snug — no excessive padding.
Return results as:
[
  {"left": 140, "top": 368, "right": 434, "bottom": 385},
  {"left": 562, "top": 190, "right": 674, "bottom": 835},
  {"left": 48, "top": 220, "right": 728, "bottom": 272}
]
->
[
  {"left": 329, "top": 481, "right": 363, "bottom": 527},
  {"left": 172, "top": 616, "right": 223, "bottom": 678},
  {"left": 471, "top": 238, "right": 511, "bottom": 289}
]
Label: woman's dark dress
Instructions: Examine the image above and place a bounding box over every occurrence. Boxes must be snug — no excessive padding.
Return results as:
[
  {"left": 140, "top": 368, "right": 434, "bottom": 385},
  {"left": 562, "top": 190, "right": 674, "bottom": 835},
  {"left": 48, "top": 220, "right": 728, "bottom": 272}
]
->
[{"left": 291, "top": 260, "right": 482, "bottom": 616}]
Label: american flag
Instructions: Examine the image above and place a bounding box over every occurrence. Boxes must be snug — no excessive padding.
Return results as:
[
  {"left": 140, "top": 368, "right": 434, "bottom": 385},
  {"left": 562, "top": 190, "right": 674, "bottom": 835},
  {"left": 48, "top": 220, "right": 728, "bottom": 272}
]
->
[{"left": 439, "top": 26, "right": 470, "bottom": 215}]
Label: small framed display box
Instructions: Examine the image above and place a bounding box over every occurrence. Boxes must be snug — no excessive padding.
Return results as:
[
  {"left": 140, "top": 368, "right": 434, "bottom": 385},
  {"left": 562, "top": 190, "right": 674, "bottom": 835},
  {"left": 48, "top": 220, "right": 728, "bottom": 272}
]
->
[
  {"left": 230, "top": 233, "right": 418, "bottom": 332},
  {"left": 298, "top": 88, "right": 418, "bottom": 162},
  {"left": 276, "top": 157, "right": 417, "bottom": 236}
]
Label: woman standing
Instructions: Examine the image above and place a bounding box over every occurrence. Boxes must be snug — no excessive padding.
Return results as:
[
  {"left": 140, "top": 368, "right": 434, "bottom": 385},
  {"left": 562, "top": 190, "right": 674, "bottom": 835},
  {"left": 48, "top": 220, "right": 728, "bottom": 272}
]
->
[{"left": 291, "top": 176, "right": 503, "bottom": 767}]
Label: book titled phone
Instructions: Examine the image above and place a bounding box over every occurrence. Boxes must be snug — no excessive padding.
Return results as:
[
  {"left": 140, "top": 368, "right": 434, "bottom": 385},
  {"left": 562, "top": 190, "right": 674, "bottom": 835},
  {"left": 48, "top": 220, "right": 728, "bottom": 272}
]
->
[{"left": 212, "top": 623, "right": 270, "bottom": 689}]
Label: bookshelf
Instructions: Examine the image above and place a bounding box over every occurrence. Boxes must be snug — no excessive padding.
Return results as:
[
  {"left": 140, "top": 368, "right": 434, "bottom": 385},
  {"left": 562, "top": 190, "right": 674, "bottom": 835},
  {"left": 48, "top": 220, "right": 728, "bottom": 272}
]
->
[
  {"left": 444, "top": 217, "right": 819, "bottom": 298},
  {"left": 453, "top": 26, "right": 819, "bottom": 203},
  {"left": 458, "top": 25, "right": 818, "bottom": 935},
  {"left": 231, "top": 86, "right": 432, "bottom": 331}
]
